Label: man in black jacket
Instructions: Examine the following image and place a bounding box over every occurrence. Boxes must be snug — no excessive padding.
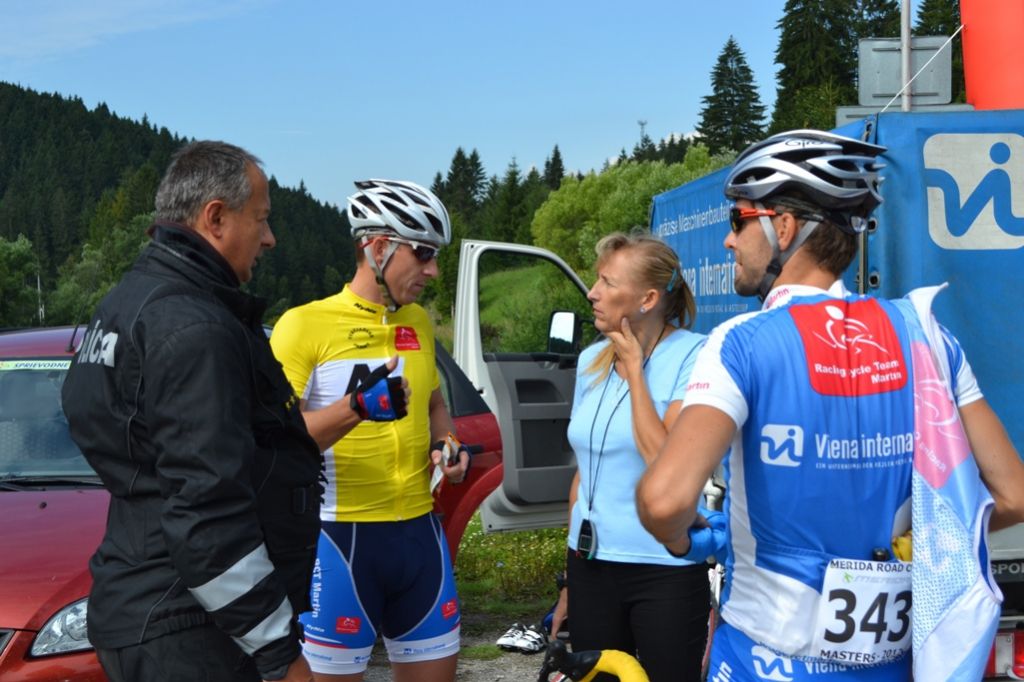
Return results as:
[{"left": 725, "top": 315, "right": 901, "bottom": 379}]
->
[{"left": 62, "top": 141, "right": 320, "bottom": 682}]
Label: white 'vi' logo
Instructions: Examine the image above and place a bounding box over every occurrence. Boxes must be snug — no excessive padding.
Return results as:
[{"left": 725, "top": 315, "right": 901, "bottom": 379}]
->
[
  {"left": 923, "top": 132, "right": 1024, "bottom": 250},
  {"left": 759, "top": 424, "right": 803, "bottom": 468}
]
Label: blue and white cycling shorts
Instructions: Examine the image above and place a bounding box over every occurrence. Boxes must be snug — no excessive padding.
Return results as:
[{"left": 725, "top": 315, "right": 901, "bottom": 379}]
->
[
  {"left": 707, "top": 622, "right": 910, "bottom": 682},
  {"left": 299, "top": 513, "right": 461, "bottom": 674}
]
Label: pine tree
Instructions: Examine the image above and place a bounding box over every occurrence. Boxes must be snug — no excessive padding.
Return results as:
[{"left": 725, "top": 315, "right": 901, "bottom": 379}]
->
[
  {"left": 775, "top": 0, "right": 848, "bottom": 95},
  {"left": 848, "top": 0, "right": 900, "bottom": 95},
  {"left": 466, "top": 150, "right": 487, "bottom": 204},
  {"left": 480, "top": 160, "right": 525, "bottom": 243},
  {"left": 516, "top": 168, "right": 549, "bottom": 244},
  {"left": 438, "top": 147, "right": 487, "bottom": 228},
  {"left": 431, "top": 172, "right": 446, "bottom": 198},
  {"left": 697, "top": 37, "right": 766, "bottom": 155},
  {"left": 543, "top": 145, "right": 565, "bottom": 190},
  {"left": 631, "top": 134, "right": 658, "bottom": 162},
  {"left": 770, "top": 0, "right": 900, "bottom": 132},
  {"left": 659, "top": 134, "right": 690, "bottom": 164},
  {"left": 853, "top": 0, "right": 900, "bottom": 44},
  {"left": 771, "top": 0, "right": 857, "bottom": 132},
  {"left": 915, "top": 0, "right": 964, "bottom": 102}
]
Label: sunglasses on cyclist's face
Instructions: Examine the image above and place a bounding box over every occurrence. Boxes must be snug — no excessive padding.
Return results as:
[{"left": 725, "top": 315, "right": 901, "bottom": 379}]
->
[
  {"left": 391, "top": 238, "right": 439, "bottom": 263},
  {"left": 729, "top": 206, "right": 778, "bottom": 234}
]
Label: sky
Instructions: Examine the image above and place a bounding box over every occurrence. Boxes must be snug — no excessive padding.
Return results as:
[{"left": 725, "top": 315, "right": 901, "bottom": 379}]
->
[{"left": 3, "top": 0, "right": 822, "bottom": 209}]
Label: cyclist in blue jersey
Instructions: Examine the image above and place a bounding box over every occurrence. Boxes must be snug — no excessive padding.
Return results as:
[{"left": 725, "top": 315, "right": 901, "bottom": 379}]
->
[{"left": 636, "top": 129, "right": 1024, "bottom": 681}]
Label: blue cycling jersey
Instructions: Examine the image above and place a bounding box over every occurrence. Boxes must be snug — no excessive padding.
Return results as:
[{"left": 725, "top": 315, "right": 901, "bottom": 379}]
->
[{"left": 684, "top": 283, "right": 981, "bottom": 675}]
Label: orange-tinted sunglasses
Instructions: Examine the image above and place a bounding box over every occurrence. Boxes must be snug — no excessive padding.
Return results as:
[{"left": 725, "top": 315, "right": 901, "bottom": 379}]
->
[{"left": 729, "top": 206, "right": 777, "bottom": 234}]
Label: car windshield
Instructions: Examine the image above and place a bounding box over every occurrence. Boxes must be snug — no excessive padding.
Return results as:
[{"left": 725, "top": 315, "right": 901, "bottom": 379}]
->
[{"left": 0, "top": 358, "right": 94, "bottom": 478}]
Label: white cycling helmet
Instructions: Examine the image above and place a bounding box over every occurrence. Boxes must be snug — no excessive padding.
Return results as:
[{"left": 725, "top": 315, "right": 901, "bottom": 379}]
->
[
  {"left": 347, "top": 179, "right": 452, "bottom": 247},
  {"left": 724, "top": 129, "right": 886, "bottom": 233}
]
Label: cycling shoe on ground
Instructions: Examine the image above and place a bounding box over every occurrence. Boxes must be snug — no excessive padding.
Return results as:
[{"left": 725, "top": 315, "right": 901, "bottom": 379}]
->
[
  {"left": 496, "top": 622, "right": 526, "bottom": 650},
  {"left": 514, "top": 624, "right": 547, "bottom": 654}
]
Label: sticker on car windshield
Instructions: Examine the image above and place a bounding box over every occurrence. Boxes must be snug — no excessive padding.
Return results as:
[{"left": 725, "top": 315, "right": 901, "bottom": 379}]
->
[{"left": 0, "top": 360, "right": 72, "bottom": 371}]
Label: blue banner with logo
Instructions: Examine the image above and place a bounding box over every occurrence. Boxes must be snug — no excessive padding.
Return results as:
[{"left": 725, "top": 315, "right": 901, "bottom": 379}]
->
[
  {"left": 651, "top": 109, "right": 1024, "bottom": 450},
  {"left": 650, "top": 167, "right": 756, "bottom": 330},
  {"left": 849, "top": 110, "right": 1024, "bottom": 452}
]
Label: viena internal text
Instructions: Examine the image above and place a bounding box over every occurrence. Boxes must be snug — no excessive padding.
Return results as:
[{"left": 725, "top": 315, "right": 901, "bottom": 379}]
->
[{"left": 816, "top": 432, "right": 914, "bottom": 459}]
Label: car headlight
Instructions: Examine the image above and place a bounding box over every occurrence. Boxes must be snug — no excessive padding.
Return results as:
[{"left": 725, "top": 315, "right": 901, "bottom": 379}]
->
[{"left": 30, "top": 598, "right": 92, "bottom": 656}]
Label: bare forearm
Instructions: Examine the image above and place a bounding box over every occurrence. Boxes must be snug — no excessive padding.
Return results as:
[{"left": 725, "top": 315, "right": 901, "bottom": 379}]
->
[
  {"left": 428, "top": 389, "right": 455, "bottom": 443},
  {"left": 961, "top": 399, "right": 1024, "bottom": 531},
  {"left": 301, "top": 399, "right": 361, "bottom": 451},
  {"left": 636, "top": 471, "right": 697, "bottom": 548},
  {"left": 636, "top": 405, "right": 734, "bottom": 549},
  {"left": 627, "top": 376, "right": 668, "bottom": 463}
]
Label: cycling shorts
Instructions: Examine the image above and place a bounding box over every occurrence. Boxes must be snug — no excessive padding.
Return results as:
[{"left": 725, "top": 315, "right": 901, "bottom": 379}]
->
[
  {"left": 299, "top": 513, "right": 460, "bottom": 674},
  {"left": 707, "top": 622, "right": 910, "bottom": 682}
]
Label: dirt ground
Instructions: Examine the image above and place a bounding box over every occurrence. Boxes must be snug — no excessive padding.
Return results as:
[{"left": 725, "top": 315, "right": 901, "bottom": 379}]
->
[{"left": 362, "top": 611, "right": 551, "bottom": 682}]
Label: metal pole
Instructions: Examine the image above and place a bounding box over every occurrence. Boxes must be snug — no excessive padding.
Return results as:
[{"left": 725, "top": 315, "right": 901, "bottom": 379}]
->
[
  {"left": 36, "top": 272, "right": 45, "bottom": 325},
  {"left": 901, "top": 0, "right": 912, "bottom": 111}
]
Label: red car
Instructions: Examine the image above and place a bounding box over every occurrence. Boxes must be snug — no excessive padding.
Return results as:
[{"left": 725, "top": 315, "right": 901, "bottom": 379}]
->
[
  {"left": 0, "top": 326, "right": 104, "bottom": 680},
  {"left": 0, "top": 326, "right": 504, "bottom": 680}
]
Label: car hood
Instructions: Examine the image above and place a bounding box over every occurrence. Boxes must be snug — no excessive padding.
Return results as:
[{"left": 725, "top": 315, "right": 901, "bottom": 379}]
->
[{"left": 0, "top": 488, "right": 108, "bottom": 630}]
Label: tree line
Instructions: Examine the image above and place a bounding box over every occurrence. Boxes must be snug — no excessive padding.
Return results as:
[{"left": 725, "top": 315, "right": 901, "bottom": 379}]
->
[
  {"left": 0, "top": 0, "right": 962, "bottom": 328},
  {"left": 424, "top": 0, "right": 962, "bottom": 317}
]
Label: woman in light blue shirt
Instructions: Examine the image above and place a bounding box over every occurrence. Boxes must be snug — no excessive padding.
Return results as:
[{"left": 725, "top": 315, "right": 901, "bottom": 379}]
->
[{"left": 550, "top": 231, "right": 711, "bottom": 682}]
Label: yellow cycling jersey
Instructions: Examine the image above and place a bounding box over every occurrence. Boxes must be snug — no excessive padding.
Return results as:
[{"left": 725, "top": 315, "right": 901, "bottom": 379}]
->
[{"left": 270, "top": 285, "right": 439, "bottom": 522}]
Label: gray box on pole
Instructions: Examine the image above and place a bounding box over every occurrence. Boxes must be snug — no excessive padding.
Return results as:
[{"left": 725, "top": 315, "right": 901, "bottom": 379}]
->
[{"left": 858, "top": 36, "right": 952, "bottom": 106}]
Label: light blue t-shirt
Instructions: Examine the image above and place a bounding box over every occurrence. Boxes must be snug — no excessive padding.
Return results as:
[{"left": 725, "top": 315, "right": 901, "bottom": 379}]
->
[{"left": 566, "top": 328, "right": 705, "bottom": 566}]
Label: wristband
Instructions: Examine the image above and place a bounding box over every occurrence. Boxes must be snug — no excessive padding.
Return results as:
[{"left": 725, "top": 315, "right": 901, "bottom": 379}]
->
[
  {"left": 432, "top": 435, "right": 471, "bottom": 469},
  {"left": 456, "top": 444, "right": 472, "bottom": 473}
]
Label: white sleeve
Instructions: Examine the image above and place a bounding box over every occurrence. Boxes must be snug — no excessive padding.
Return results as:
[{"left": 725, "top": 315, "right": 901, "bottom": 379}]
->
[
  {"left": 941, "top": 325, "right": 983, "bottom": 406},
  {"left": 682, "top": 318, "right": 749, "bottom": 428}
]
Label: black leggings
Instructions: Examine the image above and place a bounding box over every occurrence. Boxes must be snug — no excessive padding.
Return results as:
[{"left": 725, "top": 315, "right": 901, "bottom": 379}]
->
[{"left": 566, "top": 549, "right": 710, "bottom": 682}]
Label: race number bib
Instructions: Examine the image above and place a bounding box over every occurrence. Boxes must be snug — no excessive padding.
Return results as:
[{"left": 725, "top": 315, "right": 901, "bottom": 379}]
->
[{"left": 811, "top": 559, "right": 911, "bottom": 666}]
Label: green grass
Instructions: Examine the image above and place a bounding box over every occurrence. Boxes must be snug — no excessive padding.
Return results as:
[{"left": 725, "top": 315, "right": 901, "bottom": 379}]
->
[
  {"left": 476, "top": 263, "right": 552, "bottom": 329},
  {"left": 456, "top": 512, "right": 566, "bottom": 618},
  {"left": 460, "top": 643, "right": 505, "bottom": 661}
]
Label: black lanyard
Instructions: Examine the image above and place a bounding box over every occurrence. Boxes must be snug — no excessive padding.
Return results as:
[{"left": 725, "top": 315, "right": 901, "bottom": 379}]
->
[
  {"left": 584, "top": 323, "right": 667, "bottom": 518},
  {"left": 585, "top": 368, "right": 635, "bottom": 518}
]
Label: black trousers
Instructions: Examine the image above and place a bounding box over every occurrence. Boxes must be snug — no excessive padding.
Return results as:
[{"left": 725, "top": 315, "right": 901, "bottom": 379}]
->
[
  {"left": 96, "top": 624, "right": 260, "bottom": 682},
  {"left": 566, "top": 549, "right": 711, "bottom": 682}
]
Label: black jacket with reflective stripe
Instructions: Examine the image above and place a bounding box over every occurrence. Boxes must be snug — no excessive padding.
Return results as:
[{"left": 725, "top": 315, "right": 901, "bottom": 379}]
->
[{"left": 61, "top": 224, "right": 322, "bottom": 676}]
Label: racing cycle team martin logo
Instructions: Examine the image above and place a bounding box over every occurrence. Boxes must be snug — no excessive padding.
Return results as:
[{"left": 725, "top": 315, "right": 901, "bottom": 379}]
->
[
  {"left": 760, "top": 424, "right": 804, "bottom": 467},
  {"left": 811, "top": 304, "right": 889, "bottom": 355},
  {"left": 923, "top": 132, "right": 1024, "bottom": 250},
  {"left": 789, "top": 299, "right": 906, "bottom": 397}
]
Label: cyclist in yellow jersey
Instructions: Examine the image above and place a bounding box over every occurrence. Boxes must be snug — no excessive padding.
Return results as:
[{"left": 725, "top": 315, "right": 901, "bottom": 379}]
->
[{"left": 271, "top": 179, "right": 469, "bottom": 682}]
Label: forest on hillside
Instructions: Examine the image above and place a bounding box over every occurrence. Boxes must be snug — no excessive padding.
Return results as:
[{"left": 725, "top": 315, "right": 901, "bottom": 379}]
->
[{"left": 0, "top": 82, "right": 353, "bottom": 326}]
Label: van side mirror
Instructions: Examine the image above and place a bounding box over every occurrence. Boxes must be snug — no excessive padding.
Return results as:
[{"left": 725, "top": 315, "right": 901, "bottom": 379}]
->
[{"left": 547, "top": 310, "right": 580, "bottom": 355}]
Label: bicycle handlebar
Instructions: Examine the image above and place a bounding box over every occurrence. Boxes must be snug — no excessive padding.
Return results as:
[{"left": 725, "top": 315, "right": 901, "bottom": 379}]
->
[{"left": 538, "top": 640, "right": 650, "bottom": 682}]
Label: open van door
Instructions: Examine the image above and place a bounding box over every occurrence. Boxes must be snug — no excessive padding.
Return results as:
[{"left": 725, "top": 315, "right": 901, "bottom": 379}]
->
[{"left": 453, "top": 240, "right": 594, "bottom": 532}]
